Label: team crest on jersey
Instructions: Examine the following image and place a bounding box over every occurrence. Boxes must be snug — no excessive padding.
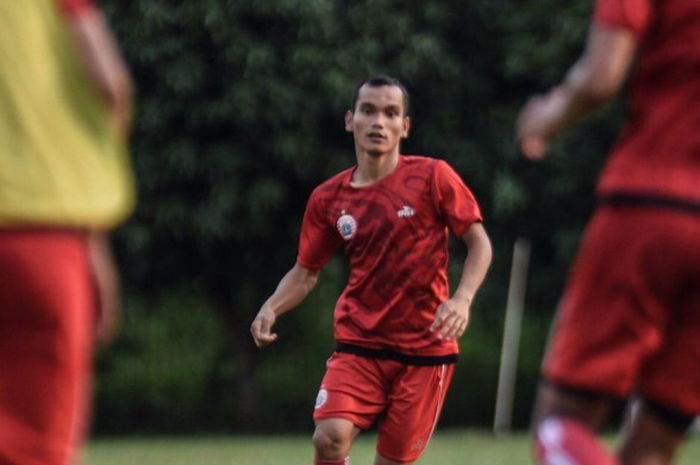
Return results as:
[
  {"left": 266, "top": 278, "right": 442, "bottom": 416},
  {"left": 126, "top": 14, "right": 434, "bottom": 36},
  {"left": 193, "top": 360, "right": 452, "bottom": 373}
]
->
[{"left": 336, "top": 213, "right": 357, "bottom": 240}]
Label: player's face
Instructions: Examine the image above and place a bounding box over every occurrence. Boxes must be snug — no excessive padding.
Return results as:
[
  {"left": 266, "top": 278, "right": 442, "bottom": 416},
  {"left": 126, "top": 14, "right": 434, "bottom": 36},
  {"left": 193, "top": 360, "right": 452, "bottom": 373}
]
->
[{"left": 345, "top": 84, "right": 410, "bottom": 158}]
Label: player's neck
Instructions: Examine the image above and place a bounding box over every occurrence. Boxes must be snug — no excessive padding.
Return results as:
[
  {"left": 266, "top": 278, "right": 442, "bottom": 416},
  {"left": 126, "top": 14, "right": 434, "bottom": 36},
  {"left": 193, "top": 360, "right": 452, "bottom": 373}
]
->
[{"left": 352, "top": 151, "right": 400, "bottom": 187}]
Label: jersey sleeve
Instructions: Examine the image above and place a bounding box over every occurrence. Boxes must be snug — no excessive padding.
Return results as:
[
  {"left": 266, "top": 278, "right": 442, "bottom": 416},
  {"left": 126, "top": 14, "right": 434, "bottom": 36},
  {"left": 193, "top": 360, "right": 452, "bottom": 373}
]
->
[
  {"left": 593, "top": 0, "right": 653, "bottom": 38},
  {"left": 431, "top": 160, "right": 483, "bottom": 239},
  {"left": 297, "top": 187, "right": 342, "bottom": 271},
  {"left": 55, "top": 0, "right": 96, "bottom": 17}
]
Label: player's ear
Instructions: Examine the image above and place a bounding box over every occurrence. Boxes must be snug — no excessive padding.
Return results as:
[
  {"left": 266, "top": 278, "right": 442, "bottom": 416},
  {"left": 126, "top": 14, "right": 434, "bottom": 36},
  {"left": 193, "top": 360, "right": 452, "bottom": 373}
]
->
[
  {"left": 401, "top": 116, "right": 411, "bottom": 139},
  {"left": 344, "top": 110, "right": 353, "bottom": 133}
]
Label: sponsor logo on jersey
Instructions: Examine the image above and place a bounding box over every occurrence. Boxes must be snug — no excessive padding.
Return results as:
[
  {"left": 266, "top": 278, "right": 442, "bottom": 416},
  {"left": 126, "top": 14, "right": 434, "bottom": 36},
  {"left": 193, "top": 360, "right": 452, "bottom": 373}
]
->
[
  {"left": 315, "top": 388, "right": 328, "bottom": 409},
  {"left": 336, "top": 213, "right": 357, "bottom": 240},
  {"left": 397, "top": 205, "right": 415, "bottom": 218}
]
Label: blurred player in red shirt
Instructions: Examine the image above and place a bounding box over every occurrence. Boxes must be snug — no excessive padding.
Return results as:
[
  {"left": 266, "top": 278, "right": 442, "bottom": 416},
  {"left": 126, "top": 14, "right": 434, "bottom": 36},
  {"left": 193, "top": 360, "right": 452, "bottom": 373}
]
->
[
  {"left": 517, "top": 1, "right": 700, "bottom": 464},
  {"left": 0, "top": 1, "right": 134, "bottom": 464},
  {"left": 251, "top": 75, "right": 492, "bottom": 465}
]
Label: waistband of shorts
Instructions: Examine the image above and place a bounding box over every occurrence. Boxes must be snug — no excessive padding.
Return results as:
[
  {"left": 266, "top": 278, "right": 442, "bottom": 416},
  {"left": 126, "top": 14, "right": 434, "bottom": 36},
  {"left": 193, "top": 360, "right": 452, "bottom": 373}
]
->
[
  {"left": 598, "top": 192, "right": 700, "bottom": 216},
  {"left": 335, "top": 342, "right": 458, "bottom": 366}
]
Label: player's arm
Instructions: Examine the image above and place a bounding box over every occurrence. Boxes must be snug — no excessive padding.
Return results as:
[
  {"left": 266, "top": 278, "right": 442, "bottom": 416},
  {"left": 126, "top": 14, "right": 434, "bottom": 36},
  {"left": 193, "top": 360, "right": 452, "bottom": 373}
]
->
[
  {"left": 62, "top": 2, "right": 134, "bottom": 137},
  {"left": 250, "top": 263, "right": 321, "bottom": 348},
  {"left": 87, "top": 231, "right": 121, "bottom": 346},
  {"left": 431, "top": 222, "right": 492, "bottom": 340},
  {"left": 516, "top": 24, "right": 638, "bottom": 160}
]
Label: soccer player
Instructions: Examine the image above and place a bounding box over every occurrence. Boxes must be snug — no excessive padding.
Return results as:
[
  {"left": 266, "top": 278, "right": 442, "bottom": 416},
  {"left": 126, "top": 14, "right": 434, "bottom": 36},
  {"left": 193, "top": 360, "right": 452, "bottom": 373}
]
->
[
  {"left": 0, "top": 1, "right": 135, "bottom": 464},
  {"left": 516, "top": 1, "right": 700, "bottom": 464},
  {"left": 251, "top": 75, "right": 492, "bottom": 465}
]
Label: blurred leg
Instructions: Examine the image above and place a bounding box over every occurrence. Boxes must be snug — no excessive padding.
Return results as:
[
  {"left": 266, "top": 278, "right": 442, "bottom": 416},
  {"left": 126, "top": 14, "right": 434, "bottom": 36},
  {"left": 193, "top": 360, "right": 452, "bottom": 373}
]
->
[
  {"left": 618, "top": 400, "right": 691, "bottom": 465},
  {"left": 533, "top": 383, "right": 619, "bottom": 465},
  {"left": 533, "top": 382, "right": 612, "bottom": 429}
]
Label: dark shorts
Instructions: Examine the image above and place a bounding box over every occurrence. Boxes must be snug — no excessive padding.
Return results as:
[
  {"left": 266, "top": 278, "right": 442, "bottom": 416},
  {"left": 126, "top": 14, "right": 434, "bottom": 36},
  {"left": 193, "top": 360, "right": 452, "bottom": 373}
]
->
[
  {"left": 0, "top": 229, "right": 94, "bottom": 465},
  {"left": 543, "top": 206, "right": 700, "bottom": 416},
  {"left": 313, "top": 351, "right": 454, "bottom": 463}
]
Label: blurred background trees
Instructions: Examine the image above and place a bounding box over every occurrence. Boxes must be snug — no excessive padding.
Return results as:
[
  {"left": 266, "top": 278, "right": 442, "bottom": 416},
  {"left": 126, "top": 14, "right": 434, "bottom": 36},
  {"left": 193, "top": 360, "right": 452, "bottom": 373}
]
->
[{"left": 95, "top": 0, "right": 626, "bottom": 434}]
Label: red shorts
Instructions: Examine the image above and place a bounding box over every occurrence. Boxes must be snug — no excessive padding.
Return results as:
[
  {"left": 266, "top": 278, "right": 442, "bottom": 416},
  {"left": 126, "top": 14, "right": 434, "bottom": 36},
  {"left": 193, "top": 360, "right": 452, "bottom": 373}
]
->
[
  {"left": 313, "top": 352, "right": 454, "bottom": 463},
  {"left": 0, "top": 229, "right": 95, "bottom": 465},
  {"left": 543, "top": 206, "right": 700, "bottom": 416}
]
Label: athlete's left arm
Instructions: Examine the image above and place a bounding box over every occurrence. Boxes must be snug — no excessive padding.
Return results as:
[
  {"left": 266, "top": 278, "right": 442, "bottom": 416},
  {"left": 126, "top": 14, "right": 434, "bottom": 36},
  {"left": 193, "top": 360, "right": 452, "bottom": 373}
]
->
[
  {"left": 87, "top": 231, "right": 121, "bottom": 345},
  {"left": 63, "top": 3, "right": 134, "bottom": 138},
  {"left": 431, "top": 222, "right": 492, "bottom": 340},
  {"left": 516, "top": 24, "right": 638, "bottom": 160}
]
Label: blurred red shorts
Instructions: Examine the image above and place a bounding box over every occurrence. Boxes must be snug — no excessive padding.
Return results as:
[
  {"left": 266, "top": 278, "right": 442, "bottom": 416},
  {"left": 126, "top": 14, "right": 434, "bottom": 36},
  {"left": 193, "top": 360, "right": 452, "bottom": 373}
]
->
[
  {"left": 0, "top": 229, "right": 94, "bottom": 465},
  {"left": 543, "top": 205, "right": 700, "bottom": 416},
  {"left": 313, "top": 351, "right": 454, "bottom": 463}
]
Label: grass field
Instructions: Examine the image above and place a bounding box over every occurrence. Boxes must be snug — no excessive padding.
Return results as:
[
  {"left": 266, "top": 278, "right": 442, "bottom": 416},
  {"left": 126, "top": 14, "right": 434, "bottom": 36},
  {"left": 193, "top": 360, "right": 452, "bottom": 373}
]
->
[{"left": 83, "top": 429, "right": 700, "bottom": 465}]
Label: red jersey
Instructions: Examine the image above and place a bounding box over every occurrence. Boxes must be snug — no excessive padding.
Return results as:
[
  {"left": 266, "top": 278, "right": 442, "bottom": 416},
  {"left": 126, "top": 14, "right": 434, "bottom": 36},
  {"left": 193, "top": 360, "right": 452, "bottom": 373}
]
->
[
  {"left": 297, "top": 155, "right": 483, "bottom": 357},
  {"left": 593, "top": 0, "right": 700, "bottom": 203}
]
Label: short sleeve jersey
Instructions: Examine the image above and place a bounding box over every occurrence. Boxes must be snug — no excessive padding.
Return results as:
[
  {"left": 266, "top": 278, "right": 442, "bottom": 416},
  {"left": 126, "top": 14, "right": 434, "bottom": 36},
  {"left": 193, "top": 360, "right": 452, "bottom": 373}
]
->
[
  {"left": 298, "top": 155, "right": 483, "bottom": 357},
  {"left": 593, "top": 0, "right": 700, "bottom": 203}
]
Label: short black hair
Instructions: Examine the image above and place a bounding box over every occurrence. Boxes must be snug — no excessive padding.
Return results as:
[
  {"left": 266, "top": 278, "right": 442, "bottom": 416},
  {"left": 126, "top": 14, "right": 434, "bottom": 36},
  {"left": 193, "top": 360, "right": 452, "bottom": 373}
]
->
[{"left": 350, "top": 75, "right": 410, "bottom": 116}]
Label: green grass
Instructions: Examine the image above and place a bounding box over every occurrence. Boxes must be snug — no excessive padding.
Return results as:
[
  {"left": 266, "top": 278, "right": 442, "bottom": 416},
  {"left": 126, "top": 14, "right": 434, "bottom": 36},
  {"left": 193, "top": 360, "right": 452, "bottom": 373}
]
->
[{"left": 83, "top": 430, "right": 700, "bottom": 465}]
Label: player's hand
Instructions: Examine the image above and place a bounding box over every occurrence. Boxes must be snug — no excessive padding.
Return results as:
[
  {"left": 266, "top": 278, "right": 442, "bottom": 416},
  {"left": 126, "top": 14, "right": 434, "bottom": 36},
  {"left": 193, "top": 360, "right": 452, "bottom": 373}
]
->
[
  {"left": 430, "top": 298, "right": 470, "bottom": 341},
  {"left": 250, "top": 306, "right": 278, "bottom": 348},
  {"left": 516, "top": 94, "right": 555, "bottom": 160}
]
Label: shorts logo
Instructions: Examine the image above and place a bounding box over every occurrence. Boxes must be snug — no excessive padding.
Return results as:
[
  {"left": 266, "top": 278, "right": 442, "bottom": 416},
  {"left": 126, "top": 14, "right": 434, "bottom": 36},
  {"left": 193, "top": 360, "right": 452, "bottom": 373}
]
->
[
  {"left": 315, "top": 388, "right": 328, "bottom": 409},
  {"left": 397, "top": 205, "right": 415, "bottom": 218},
  {"left": 336, "top": 213, "right": 357, "bottom": 240},
  {"left": 411, "top": 438, "right": 425, "bottom": 451}
]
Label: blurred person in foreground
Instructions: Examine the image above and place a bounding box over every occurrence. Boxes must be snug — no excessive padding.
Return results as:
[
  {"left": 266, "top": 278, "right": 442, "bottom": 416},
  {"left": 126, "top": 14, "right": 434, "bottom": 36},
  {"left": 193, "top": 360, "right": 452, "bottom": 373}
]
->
[
  {"left": 517, "top": 1, "right": 700, "bottom": 464},
  {"left": 0, "top": 1, "right": 135, "bottom": 464},
  {"left": 251, "top": 75, "right": 492, "bottom": 465}
]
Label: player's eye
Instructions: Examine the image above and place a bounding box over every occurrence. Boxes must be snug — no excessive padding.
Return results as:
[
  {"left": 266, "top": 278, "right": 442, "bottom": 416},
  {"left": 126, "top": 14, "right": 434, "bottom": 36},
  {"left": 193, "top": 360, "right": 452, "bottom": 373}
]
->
[{"left": 386, "top": 108, "right": 400, "bottom": 118}]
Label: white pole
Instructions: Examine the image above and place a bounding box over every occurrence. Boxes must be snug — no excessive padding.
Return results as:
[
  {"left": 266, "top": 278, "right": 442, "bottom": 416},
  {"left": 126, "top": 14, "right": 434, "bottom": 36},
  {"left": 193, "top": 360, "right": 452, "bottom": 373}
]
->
[{"left": 493, "top": 237, "right": 531, "bottom": 435}]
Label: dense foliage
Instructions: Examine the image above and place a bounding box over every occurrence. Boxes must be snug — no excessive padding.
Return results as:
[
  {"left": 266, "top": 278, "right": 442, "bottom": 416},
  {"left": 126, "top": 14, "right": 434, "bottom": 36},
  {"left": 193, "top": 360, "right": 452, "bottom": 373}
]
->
[{"left": 96, "top": 0, "right": 626, "bottom": 433}]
